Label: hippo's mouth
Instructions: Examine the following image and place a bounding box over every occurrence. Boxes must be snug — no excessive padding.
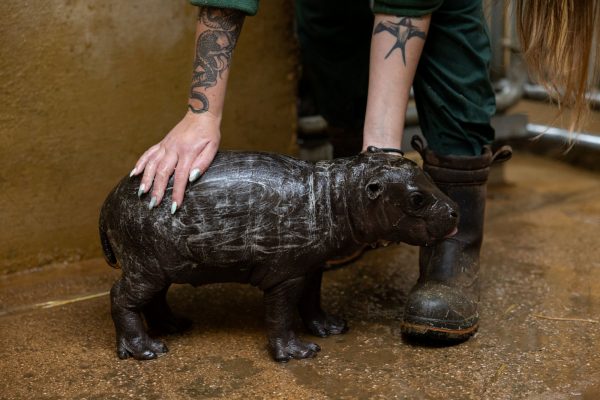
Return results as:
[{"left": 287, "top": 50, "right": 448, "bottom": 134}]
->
[
  {"left": 425, "top": 225, "right": 458, "bottom": 244},
  {"left": 444, "top": 227, "right": 458, "bottom": 238}
]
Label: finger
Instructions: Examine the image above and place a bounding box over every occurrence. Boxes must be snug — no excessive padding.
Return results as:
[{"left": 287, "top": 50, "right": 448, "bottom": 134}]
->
[
  {"left": 189, "top": 142, "right": 218, "bottom": 183},
  {"left": 150, "top": 151, "right": 178, "bottom": 208},
  {"left": 140, "top": 147, "right": 165, "bottom": 197},
  {"left": 131, "top": 144, "right": 160, "bottom": 177},
  {"left": 170, "top": 156, "right": 193, "bottom": 214}
]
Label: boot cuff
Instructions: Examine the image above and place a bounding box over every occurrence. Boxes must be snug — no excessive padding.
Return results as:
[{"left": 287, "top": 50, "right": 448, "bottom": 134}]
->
[{"left": 411, "top": 136, "right": 512, "bottom": 184}]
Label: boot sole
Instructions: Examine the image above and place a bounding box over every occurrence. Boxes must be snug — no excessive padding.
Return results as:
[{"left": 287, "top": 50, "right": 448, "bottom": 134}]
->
[{"left": 401, "top": 320, "right": 479, "bottom": 342}]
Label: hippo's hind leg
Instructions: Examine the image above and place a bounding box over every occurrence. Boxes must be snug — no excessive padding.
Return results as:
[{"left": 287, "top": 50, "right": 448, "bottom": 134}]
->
[
  {"left": 143, "top": 287, "right": 192, "bottom": 334},
  {"left": 264, "top": 276, "right": 321, "bottom": 362},
  {"left": 298, "top": 268, "right": 348, "bottom": 337},
  {"left": 110, "top": 273, "right": 169, "bottom": 360}
]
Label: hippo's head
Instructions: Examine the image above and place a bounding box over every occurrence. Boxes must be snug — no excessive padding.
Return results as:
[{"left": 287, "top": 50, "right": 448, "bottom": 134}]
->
[{"left": 349, "top": 151, "right": 458, "bottom": 247}]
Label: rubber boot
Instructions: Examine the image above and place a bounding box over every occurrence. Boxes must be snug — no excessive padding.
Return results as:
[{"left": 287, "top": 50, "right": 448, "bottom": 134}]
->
[{"left": 401, "top": 136, "right": 512, "bottom": 341}]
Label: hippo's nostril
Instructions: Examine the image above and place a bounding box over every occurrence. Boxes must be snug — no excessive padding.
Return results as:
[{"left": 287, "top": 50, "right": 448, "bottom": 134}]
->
[{"left": 450, "top": 210, "right": 458, "bottom": 219}]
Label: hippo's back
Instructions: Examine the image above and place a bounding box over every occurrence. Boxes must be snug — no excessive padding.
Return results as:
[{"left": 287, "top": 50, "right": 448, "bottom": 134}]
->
[
  {"left": 100, "top": 151, "right": 330, "bottom": 286},
  {"left": 180, "top": 152, "right": 321, "bottom": 266}
]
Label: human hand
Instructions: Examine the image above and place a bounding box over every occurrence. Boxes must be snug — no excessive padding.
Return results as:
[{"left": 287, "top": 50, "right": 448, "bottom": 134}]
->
[{"left": 130, "top": 111, "right": 220, "bottom": 213}]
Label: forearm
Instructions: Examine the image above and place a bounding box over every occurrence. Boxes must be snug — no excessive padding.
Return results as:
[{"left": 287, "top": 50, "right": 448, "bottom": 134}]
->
[
  {"left": 132, "top": 6, "right": 246, "bottom": 211},
  {"left": 187, "top": 7, "right": 245, "bottom": 120},
  {"left": 363, "top": 14, "right": 430, "bottom": 150}
]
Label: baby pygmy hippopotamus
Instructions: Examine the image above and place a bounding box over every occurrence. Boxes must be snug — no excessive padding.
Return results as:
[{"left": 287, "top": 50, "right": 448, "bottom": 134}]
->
[{"left": 99, "top": 147, "right": 458, "bottom": 362}]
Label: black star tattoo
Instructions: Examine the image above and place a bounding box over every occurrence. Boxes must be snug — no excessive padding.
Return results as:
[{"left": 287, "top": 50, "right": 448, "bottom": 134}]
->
[{"left": 373, "top": 17, "right": 426, "bottom": 65}]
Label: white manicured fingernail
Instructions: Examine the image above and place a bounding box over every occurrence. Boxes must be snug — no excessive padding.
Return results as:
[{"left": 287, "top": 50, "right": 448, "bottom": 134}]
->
[
  {"left": 189, "top": 168, "right": 201, "bottom": 182},
  {"left": 137, "top": 184, "right": 145, "bottom": 197},
  {"left": 130, "top": 168, "right": 137, "bottom": 177},
  {"left": 171, "top": 202, "right": 177, "bottom": 215},
  {"left": 148, "top": 196, "right": 157, "bottom": 210}
]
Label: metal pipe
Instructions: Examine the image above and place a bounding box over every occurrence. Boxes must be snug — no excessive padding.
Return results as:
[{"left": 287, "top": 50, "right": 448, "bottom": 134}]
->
[
  {"left": 526, "top": 123, "right": 600, "bottom": 150},
  {"left": 506, "top": 123, "right": 600, "bottom": 172},
  {"left": 523, "top": 83, "right": 600, "bottom": 110},
  {"left": 495, "top": 78, "right": 525, "bottom": 113}
]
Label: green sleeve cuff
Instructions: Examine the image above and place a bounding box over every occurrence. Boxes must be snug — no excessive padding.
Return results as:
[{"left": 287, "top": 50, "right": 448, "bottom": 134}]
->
[
  {"left": 190, "top": 0, "right": 259, "bottom": 16},
  {"left": 372, "top": 0, "right": 443, "bottom": 17}
]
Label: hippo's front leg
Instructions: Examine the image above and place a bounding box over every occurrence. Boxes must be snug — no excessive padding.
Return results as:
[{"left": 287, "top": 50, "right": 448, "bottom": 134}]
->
[
  {"left": 298, "top": 268, "right": 348, "bottom": 337},
  {"left": 264, "top": 276, "right": 321, "bottom": 362}
]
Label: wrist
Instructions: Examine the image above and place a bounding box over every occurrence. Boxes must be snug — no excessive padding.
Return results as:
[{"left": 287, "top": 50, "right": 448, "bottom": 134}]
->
[
  {"left": 362, "top": 127, "right": 403, "bottom": 151},
  {"left": 184, "top": 109, "right": 222, "bottom": 125}
]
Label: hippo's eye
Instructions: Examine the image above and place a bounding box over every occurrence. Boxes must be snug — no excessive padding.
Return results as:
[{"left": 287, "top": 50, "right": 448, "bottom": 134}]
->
[{"left": 409, "top": 192, "right": 425, "bottom": 209}]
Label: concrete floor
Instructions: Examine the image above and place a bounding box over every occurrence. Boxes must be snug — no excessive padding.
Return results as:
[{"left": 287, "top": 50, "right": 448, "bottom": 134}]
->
[{"left": 0, "top": 153, "right": 599, "bottom": 400}]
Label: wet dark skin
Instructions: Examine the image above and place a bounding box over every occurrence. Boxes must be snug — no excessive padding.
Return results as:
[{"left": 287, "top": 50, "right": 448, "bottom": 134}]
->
[{"left": 100, "top": 148, "right": 458, "bottom": 362}]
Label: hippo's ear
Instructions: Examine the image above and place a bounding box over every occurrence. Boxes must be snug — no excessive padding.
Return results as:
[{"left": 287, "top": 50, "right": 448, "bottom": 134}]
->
[{"left": 365, "top": 178, "right": 385, "bottom": 200}]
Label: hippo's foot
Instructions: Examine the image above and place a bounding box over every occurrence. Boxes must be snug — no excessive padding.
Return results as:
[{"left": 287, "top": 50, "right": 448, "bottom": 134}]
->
[
  {"left": 303, "top": 311, "right": 348, "bottom": 337},
  {"left": 116, "top": 334, "right": 168, "bottom": 360},
  {"left": 269, "top": 334, "right": 321, "bottom": 363},
  {"left": 146, "top": 312, "right": 192, "bottom": 335}
]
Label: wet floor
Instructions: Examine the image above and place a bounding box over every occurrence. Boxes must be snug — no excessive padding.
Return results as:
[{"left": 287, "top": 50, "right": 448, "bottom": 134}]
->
[{"left": 0, "top": 153, "right": 599, "bottom": 399}]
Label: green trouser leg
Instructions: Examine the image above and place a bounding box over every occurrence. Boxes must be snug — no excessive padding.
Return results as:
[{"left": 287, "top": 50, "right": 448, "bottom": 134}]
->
[{"left": 413, "top": 0, "right": 496, "bottom": 156}]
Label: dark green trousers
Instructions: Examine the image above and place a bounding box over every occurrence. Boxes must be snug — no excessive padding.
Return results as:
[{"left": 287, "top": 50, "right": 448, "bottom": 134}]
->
[{"left": 296, "top": 0, "right": 496, "bottom": 156}]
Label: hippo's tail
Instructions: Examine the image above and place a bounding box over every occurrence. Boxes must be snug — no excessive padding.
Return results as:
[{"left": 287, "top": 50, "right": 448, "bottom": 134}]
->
[{"left": 99, "top": 208, "right": 119, "bottom": 269}]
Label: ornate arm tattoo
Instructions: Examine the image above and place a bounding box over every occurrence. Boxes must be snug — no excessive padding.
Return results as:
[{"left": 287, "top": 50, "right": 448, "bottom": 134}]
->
[
  {"left": 373, "top": 17, "right": 426, "bottom": 66},
  {"left": 188, "top": 7, "right": 244, "bottom": 114}
]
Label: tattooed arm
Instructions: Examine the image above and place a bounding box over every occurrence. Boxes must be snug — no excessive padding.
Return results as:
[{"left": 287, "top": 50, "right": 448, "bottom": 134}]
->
[
  {"left": 363, "top": 14, "right": 430, "bottom": 150},
  {"left": 131, "top": 7, "right": 245, "bottom": 213}
]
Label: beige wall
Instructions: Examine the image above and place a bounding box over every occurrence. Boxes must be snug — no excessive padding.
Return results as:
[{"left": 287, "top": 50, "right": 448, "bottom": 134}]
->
[{"left": 0, "top": 1, "right": 297, "bottom": 274}]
